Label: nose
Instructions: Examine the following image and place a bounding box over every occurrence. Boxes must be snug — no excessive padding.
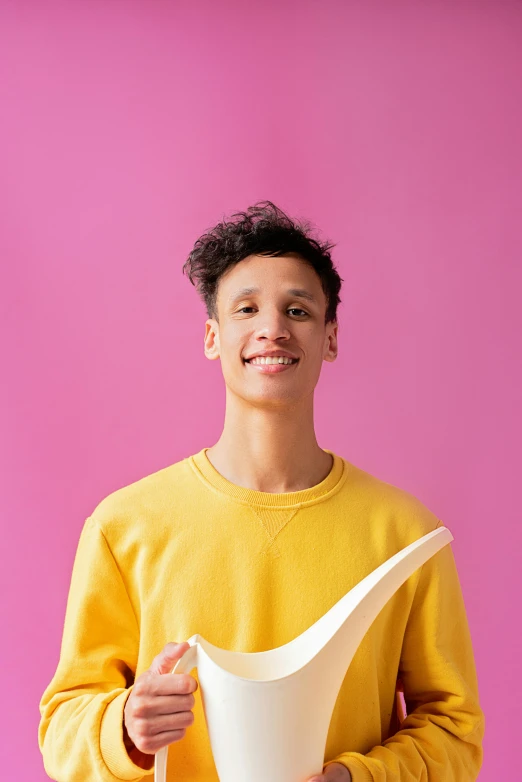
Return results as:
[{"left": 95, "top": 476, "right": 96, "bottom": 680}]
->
[{"left": 253, "top": 307, "right": 291, "bottom": 341}]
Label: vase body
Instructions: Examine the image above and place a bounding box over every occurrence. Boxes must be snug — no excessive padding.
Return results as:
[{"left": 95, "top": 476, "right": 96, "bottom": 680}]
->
[{"left": 154, "top": 526, "right": 453, "bottom": 782}]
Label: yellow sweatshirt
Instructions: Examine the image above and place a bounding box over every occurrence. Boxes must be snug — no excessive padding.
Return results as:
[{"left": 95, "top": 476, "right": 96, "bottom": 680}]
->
[{"left": 38, "top": 448, "right": 484, "bottom": 782}]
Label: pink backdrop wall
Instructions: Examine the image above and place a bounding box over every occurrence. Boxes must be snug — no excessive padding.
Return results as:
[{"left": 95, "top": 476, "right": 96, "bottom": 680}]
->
[{"left": 1, "top": 1, "right": 520, "bottom": 779}]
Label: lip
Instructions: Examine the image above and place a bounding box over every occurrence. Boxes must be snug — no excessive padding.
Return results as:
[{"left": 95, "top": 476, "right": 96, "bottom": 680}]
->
[
  {"left": 245, "top": 359, "right": 298, "bottom": 374},
  {"left": 243, "top": 349, "right": 299, "bottom": 360}
]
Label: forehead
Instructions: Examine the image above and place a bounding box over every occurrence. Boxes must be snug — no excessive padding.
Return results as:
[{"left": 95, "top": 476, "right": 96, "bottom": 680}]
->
[{"left": 218, "top": 253, "right": 325, "bottom": 303}]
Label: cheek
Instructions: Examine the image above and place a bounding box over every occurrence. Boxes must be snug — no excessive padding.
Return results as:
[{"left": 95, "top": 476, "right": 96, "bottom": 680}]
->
[
  {"left": 305, "top": 338, "right": 326, "bottom": 362},
  {"left": 220, "top": 328, "right": 247, "bottom": 359},
  {"left": 218, "top": 338, "right": 245, "bottom": 371}
]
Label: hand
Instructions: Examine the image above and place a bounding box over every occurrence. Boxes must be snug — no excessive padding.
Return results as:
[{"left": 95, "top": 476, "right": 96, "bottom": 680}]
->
[
  {"left": 123, "top": 641, "right": 198, "bottom": 758},
  {"left": 308, "top": 761, "right": 352, "bottom": 782}
]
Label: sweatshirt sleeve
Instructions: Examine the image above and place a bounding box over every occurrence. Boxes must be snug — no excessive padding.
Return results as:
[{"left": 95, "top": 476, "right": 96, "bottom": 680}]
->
[
  {"left": 323, "top": 525, "right": 485, "bottom": 782},
  {"left": 38, "top": 515, "right": 155, "bottom": 781}
]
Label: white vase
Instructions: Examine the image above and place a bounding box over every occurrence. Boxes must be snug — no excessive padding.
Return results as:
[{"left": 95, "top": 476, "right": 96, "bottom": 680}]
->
[{"left": 154, "top": 526, "right": 453, "bottom": 782}]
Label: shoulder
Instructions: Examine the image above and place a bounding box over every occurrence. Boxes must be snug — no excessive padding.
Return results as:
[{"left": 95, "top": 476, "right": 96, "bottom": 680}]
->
[
  {"left": 339, "top": 455, "right": 442, "bottom": 541},
  {"left": 87, "top": 453, "right": 193, "bottom": 541}
]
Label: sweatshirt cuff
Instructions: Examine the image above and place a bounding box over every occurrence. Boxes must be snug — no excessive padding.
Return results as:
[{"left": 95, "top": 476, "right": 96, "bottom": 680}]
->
[
  {"left": 100, "top": 687, "right": 155, "bottom": 780},
  {"left": 324, "top": 754, "right": 373, "bottom": 782}
]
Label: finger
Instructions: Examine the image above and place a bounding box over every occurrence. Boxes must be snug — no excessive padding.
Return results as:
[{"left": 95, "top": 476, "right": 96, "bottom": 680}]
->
[
  {"left": 137, "top": 727, "right": 188, "bottom": 754},
  {"left": 148, "top": 641, "right": 191, "bottom": 675},
  {"left": 139, "top": 708, "right": 195, "bottom": 735},
  {"left": 153, "top": 671, "right": 198, "bottom": 696},
  {"left": 130, "top": 691, "right": 196, "bottom": 716}
]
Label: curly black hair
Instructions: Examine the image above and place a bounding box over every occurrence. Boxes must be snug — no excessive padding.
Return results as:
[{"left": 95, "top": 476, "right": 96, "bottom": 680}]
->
[{"left": 182, "top": 200, "right": 343, "bottom": 324}]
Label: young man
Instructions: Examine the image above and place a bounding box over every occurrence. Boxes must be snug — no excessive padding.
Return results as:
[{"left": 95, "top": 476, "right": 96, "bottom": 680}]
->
[{"left": 39, "top": 201, "right": 485, "bottom": 781}]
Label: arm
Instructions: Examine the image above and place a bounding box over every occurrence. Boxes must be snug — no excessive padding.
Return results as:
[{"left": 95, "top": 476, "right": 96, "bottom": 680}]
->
[
  {"left": 38, "top": 515, "right": 154, "bottom": 781},
  {"left": 322, "top": 527, "right": 485, "bottom": 781}
]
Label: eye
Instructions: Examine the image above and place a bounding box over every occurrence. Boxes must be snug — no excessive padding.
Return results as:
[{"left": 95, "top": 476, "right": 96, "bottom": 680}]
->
[{"left": 236, "top": 307, "right": 309, "bottom": 317}]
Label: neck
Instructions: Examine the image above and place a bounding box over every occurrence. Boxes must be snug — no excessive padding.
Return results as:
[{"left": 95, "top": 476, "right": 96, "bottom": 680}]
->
[{"left": 206, "top": 390, "right": 333, "bottom": 493}]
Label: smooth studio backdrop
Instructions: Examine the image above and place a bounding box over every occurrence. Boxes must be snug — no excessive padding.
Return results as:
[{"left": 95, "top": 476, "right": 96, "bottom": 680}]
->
[{"left": 1, "top": 1, "right": 520, "bottom": 780}]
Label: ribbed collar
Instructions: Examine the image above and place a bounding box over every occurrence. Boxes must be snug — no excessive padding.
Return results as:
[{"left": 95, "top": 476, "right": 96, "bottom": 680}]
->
[{"left": 189, "top": 447, "right": 347, "bottom": 508}]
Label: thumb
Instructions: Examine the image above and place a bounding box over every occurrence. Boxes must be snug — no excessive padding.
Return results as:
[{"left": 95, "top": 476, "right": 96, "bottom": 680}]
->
[{"left": 148, "top": 641, "right": 191, "bottom": 676}]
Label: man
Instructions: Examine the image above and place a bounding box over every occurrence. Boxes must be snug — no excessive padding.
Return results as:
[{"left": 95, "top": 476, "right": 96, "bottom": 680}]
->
[{"left": 39, "top": 201, "right": 484, "bottom": 781}]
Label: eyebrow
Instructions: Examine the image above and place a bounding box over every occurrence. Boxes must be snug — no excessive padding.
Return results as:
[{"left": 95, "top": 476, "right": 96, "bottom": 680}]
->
[{"left": 227, "top": 287, "right": 318, "bottom": 305}]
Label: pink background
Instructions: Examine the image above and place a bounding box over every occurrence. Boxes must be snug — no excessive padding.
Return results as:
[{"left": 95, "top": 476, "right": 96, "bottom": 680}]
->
[{"left": 1, "top": 1, "right": 520, "bottom": 779}]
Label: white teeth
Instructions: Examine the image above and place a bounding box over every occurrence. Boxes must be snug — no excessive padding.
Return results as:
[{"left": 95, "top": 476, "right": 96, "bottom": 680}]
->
[{"left": 248, "top": 356, "right": 296, "bottom": 365}]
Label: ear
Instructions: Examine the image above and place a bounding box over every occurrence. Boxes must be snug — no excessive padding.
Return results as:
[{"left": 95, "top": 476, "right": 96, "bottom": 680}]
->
[
  {"left": 323, "top": 320, "right": 338, "bottom": 363},
  {"left": 204, "top": 319, "right": 221, "bottom": 361}
]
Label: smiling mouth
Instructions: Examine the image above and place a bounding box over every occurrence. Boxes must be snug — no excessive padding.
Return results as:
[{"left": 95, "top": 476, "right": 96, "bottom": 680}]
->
[
  {"left": 243, "top": 358, "right": 299, "bottom": 365},
  {"left": 242, "top": 358, "right": 300, "bottom": 375}
]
